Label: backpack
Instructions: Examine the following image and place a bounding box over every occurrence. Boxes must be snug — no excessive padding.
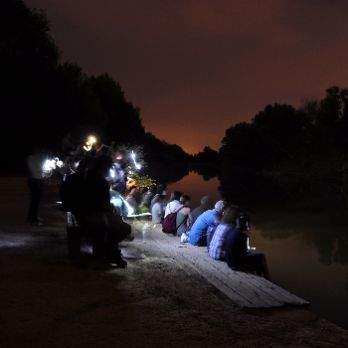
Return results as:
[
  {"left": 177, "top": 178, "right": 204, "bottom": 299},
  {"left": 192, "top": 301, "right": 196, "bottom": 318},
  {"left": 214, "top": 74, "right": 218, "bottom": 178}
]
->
[{"left": 162, "top": 206, "right": 184, "bottom": 235}]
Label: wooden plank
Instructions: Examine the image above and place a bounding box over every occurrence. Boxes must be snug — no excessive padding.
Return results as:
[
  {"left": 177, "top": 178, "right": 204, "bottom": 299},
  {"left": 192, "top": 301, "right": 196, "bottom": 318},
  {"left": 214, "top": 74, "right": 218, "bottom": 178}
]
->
[
  {"left": 137, "top": 225, "right": 282, "bottom": 307},
  {"left": 181, "top": 241, "right": 308, "bottom": 306},
  {"left": 129, "top": 222, "right": 309, "bottom": 308}
]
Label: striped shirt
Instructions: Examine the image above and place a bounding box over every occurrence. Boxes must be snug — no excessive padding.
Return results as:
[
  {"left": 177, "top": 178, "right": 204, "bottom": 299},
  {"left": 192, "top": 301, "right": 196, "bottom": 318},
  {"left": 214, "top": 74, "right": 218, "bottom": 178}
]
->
[{"left": 209, "top": 223, "right": 230, "bottom": 260}]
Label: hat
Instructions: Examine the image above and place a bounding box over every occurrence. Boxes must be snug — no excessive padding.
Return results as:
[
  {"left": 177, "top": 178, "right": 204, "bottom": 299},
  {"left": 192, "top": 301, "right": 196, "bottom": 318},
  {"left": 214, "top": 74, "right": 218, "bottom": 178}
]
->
[{"left": 214, "top": 200, "right": 225, "bottom": 212}]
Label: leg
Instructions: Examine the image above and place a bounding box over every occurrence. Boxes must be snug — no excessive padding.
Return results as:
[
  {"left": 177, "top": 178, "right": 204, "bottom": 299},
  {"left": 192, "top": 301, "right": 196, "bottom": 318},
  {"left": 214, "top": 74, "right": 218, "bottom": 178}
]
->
[
  {"left": 244, "top": 252, "right": 271, "bottom": 280},
  {"left": 27, "top": 179, "right": 44, "bottom": 223}
]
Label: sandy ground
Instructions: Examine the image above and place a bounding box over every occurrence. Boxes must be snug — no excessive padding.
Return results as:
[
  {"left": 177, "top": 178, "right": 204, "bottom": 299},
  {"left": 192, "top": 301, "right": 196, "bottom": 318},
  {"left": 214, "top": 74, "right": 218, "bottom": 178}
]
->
[{"left": 0, "top": 178, "right": 347, "bottom": 347}]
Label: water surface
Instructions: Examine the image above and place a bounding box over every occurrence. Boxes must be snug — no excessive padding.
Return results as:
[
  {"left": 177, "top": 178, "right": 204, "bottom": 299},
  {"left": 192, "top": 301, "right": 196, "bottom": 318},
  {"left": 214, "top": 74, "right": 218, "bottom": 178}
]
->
[{"left": 168, "top": 172, "right": 348, "bottom": 329}]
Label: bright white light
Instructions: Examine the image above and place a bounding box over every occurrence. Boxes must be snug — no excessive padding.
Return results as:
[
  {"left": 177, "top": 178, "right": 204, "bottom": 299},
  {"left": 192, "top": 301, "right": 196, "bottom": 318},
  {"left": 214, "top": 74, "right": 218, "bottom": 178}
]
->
[
  {"left": 123, "top": 199, "right": 135, "bottom": 216},
  {"left": 130, "top": 151, "right": 141, "bottom": 170},
  {"left": 109, "top": 168, "right": 116, "bottom": 179},
  {"left": 43, "top": 159, "right": 56, "bottom": 172},
  {"left": 88, "top": 135, "right": 97, "bottom": 144},
  {"left": 83, "top": 135, "right": 97, "bottom": 151},
  {"left": 110, "top": 192, "right": 135, "bottom": 217},
  {"left": 42, "top": 157, "right": 63, "bottom": 175}
]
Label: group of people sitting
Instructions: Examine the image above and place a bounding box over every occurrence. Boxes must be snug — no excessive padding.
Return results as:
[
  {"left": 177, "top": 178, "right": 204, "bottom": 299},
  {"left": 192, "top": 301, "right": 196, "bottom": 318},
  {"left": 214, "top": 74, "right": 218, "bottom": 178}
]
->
[
  {"left": 60, "top": 153, "right": 269, "bottom": 277},
  {"left": 152, "top": 190, "right": 270, "bottom": 279}
]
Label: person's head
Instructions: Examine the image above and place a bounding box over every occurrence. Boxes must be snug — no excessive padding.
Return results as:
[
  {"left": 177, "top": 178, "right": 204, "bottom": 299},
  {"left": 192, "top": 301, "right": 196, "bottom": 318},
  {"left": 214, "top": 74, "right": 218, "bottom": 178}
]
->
[
  {"left": 237, "top": 213, "right": 250, "bottom": 232},
  {"left": 213, "top": 200, "right": 225, "bottom": 213},
  {"left": 213, "top": 200, "right": 226, "bottom": 221},
  {"left": 180, "top": 194, "right": 191, "bottom": 206},
  {"left": 200, "top": 195, "right": 211, "bottom": 209},
  {"left": 221, "top": 206, "right": 240, "bottom": 227},
  {"left": 149, "top": 186, "right": 157, "bottom": 194},
  {"left": 171, "top": 191, "right": 182, "bottom": 201},
  {"left": 157, "top": 194, "right": 165, "bottom": 202},
  {"left": 156, "top": 184, "right": 167, "bottom": 194}
]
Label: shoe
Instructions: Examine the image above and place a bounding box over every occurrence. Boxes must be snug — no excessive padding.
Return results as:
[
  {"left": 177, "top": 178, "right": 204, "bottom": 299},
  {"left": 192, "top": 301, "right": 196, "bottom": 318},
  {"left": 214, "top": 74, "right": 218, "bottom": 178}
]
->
[
  {"left": 180, "top": 233, "right": 189, "bottom": 244},
  {"left": 106, "top": 250, "right": 127, "bottom": 268}
]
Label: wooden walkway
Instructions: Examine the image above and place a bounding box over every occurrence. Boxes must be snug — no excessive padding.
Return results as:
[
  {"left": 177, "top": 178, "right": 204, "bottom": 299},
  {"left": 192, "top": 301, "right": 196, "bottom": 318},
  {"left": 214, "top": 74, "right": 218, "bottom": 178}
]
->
[{"left": 129, "top": 221, "right": 309, "bottom": 309}]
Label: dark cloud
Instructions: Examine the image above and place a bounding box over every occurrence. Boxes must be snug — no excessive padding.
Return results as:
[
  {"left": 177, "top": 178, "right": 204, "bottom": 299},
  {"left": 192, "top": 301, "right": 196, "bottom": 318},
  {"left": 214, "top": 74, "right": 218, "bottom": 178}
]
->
[{"left": 26, "top": 0, "right": 348, "bottom": 153}]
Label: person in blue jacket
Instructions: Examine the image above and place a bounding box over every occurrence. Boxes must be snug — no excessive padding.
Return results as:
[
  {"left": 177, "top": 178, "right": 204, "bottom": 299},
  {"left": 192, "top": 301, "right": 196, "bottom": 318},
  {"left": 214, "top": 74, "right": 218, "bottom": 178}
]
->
[{"left": 188, "top": 200, "right": 225, "bottom": 246}]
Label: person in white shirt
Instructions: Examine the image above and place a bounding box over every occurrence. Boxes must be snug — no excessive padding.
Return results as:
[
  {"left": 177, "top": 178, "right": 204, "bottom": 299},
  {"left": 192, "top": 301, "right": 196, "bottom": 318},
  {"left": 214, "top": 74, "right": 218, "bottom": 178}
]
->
[
  {"left": 164, "top": 191, "right": 182, "bottom": 218},
  {"left": 176, "top": 194, "right": 193, "bottom": 237},
  {"left": 151, "top": 194, "right": 165, "bottom": 224}
]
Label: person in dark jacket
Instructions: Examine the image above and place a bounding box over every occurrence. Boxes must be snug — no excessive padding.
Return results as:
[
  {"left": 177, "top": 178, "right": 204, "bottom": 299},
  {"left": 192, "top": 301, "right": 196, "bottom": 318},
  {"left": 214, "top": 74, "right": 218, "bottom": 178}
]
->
[
  {"left": 63, "top": 155, "right": 130, "bottom": 267},
  {"left": 225, "top": 212, "right": 270, "bottom": 279}
]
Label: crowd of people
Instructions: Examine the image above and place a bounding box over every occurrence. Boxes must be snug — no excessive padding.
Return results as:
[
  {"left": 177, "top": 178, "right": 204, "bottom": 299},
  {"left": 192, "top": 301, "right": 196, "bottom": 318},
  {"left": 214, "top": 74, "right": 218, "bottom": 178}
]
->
[
  {"left": 26, "top": 144, "right": 269, "bottom": 277},
  {"left": 149, "top": 189, "right": 270, "bottom": 279}
]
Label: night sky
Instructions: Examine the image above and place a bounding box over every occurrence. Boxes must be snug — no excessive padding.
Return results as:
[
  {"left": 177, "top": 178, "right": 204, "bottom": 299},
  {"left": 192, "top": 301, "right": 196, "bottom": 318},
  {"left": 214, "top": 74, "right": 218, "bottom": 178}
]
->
[{"left": 26, "top": 0, "right": 348, "bottom": 153}]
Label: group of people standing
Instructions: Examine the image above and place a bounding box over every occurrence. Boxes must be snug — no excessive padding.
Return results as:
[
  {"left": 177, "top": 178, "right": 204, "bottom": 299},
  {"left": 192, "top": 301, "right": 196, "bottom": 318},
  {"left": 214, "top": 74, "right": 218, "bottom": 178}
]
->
[{"left": 152, "top": 190, "right": 270, "bottom": 279}]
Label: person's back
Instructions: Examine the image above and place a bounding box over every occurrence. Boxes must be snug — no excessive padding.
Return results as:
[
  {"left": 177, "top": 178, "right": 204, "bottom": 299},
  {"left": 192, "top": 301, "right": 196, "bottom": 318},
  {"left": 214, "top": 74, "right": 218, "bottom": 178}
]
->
[
  {"left": 191, "top": 195, "right": 211, "bottom": 223},
  {"left": 140, "top": 188, "right": 155, "bottom": 209},
  {"left": 189, "top": 200, "right": 225, "bottom": 246},
  {"left": 84, "top": 170, "right": 110, "bottom": 215},
  {"left": 164, "top": 191, "right": 182, "bottom": 218},
  {"left": 209, "top": 223, "right": 230, "bottom": 260},
  {"left": 225, "top": 228, "right": 248, "bottom": 270},
  {"left": 176, "top": 194, "right": 192, "bottom": 237},
  {"left": 189, "top": 209, "right": 216, "bottom": 246},
  {"left": 151, "top": 195, "right": 165, "bottom": 224},
  {"left": 209, "top": 206, "right": 240, "bottom": 260}
]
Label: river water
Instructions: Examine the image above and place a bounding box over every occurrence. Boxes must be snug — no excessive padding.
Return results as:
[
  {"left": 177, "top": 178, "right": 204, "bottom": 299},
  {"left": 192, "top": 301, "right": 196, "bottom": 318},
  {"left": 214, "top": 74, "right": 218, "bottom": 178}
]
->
[{"left": 167, "top": 171, "right": 348, "bottom": 329}]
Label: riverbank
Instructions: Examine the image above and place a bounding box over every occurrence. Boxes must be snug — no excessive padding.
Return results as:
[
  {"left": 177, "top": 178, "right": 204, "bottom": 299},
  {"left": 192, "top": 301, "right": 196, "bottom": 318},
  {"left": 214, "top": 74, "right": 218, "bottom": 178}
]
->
[{"left": 0, "top": 177, "right": 347, "bottom": 347}]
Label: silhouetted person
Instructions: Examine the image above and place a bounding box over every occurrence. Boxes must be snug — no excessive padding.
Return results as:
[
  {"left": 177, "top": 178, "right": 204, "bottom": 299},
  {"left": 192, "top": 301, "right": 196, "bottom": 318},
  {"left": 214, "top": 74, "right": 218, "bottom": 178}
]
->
[
  {"left": 151, "top": 194, "right": 165, "bottom": 224},
  {"left": 26, "top": 147, "right": 45, "bottom": 225},
  {"left": 225, "top": 210, "right": 270, "bottom": 279},
  {"left": 68, "top": 155, "right": 130, "bottom": 267},
  {"left": 191, "top": 195, "right": 211, "bottom": 223}
]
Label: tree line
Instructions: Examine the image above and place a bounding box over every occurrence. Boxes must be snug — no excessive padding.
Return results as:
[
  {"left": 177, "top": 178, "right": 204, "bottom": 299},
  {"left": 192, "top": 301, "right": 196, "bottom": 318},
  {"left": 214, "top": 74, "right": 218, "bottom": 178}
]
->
[
  {"left": 0, "top": 0, "right": 190, "bottom": 179},
  {"left": 217, "top": 87, "right": 348, "bottom": 206}
]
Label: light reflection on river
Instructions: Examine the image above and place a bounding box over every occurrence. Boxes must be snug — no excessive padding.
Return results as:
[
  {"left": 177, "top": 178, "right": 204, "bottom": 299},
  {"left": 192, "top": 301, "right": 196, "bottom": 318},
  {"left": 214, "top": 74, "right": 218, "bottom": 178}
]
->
[{"left": 168, "top": 172, "right": 348, "bottom": 329}]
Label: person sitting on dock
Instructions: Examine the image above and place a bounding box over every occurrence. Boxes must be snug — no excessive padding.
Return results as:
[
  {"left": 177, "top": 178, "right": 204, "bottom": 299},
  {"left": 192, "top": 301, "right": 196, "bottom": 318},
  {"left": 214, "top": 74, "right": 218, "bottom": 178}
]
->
[
  {"left": 224, "top": 212, "right": 270, "bottom": 279},
  {"left": 191, "top": 195, "right": 211, "bottom": 223},
  {"left": 188, "top": 200, "right": 225, "bottom": 246},
  {"left": 164, "top": 191, "right": 182, "bottom": 218},
  {"left": 176, "top": 194, "right": 193, "bottom": 237},
  {"left": 209, "top": 206, "right": 239, "bottom": 260},
  {"left": 151, "top": 194, "right": 165, "bottom": 225},
  {"left": 150, "top": 184, "right": 167, "bottom": 209}
]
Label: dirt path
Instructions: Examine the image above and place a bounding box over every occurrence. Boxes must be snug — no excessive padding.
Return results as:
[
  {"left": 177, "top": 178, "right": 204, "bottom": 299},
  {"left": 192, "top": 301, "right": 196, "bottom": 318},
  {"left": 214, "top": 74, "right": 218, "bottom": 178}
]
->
[{"left": 0, "top": 178, "right": 347, "bottom": 347}]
